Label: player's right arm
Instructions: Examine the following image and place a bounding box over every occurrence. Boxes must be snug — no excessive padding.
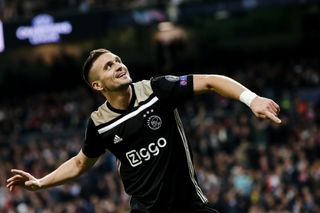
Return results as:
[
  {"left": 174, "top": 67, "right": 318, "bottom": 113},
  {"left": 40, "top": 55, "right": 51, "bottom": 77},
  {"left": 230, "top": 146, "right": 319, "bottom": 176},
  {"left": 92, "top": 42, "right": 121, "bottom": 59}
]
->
[
  {"left": 193, "top": 74, "right": 281, "bottom": 124},
  {"left": 6, "top": 149, "right": 98, "bottom": 192}
]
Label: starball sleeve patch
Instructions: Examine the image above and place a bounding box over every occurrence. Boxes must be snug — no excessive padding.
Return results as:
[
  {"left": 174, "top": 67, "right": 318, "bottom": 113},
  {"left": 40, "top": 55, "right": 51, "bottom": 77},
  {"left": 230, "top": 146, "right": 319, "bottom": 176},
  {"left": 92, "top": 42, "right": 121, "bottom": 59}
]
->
[{"left": 179, "top": 75, "right": 188, "bottom": 86}]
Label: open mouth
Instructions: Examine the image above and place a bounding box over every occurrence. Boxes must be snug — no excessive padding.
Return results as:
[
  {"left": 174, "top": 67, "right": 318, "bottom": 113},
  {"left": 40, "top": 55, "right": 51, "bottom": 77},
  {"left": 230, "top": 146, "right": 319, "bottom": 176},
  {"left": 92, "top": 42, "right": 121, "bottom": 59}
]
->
[{"left": 115, "top": 71, "right": 126, "bottom": 79}]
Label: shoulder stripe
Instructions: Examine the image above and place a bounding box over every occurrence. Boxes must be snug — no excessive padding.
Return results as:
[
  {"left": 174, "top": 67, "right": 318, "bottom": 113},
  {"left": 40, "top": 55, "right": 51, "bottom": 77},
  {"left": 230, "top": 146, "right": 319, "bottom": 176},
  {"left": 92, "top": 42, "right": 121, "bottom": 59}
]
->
[{"left": 98, "top": 96, "right": 159, "bottom": 134}]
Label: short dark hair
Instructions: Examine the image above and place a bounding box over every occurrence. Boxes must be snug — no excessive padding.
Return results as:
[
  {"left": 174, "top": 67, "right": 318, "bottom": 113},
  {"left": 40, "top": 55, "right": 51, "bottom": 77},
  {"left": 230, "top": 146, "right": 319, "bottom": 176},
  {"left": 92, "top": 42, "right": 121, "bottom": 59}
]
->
[{"left": 82, "top": 49, "right": 110, "bottom": 86}]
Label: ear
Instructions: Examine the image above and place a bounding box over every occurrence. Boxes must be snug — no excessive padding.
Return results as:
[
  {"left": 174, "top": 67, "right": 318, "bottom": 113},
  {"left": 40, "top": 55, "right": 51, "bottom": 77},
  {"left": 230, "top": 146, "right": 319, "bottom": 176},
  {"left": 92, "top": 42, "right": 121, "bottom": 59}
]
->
[{"left": 92, "top": 80, "right": 103, "bottom": 91}]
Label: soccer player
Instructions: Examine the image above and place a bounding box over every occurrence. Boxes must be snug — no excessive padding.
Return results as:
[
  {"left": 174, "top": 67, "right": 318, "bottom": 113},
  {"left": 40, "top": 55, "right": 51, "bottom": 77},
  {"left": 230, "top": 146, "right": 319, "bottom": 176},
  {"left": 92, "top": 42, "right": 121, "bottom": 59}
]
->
[{"left": 6, "top": 49, "right": 281, "bottom": 213}]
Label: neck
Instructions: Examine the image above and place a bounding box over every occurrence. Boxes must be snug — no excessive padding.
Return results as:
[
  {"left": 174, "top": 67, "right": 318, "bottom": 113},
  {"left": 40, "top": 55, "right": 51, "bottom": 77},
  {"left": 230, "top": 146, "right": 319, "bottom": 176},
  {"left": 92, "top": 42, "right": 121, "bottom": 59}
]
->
[{"left": 103, "top": 86, "right": 132, "bottom": 110}]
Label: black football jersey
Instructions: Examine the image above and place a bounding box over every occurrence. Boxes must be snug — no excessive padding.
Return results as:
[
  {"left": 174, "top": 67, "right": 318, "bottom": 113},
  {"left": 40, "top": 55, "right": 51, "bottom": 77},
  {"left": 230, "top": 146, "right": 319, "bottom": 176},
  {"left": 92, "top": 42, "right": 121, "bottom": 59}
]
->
[{"left": 82, "top": 75, "right": 212, "bottom": 213}]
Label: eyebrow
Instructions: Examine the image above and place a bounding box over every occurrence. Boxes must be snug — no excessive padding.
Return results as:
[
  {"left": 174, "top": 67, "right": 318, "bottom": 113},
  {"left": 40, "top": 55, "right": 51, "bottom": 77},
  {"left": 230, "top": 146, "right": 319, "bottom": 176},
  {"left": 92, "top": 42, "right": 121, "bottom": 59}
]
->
[
  {"left": 103, "top": 61, "right": 113, "bottom": 70},
  {"left": 102, "top": 55, "right": 121, "bottom": 70}
]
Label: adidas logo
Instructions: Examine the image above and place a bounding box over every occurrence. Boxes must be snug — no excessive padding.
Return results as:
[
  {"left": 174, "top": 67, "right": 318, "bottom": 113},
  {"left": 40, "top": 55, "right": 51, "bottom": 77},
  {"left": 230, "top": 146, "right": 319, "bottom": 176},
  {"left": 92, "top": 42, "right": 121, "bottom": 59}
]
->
[{"left": 113, "top": 135, "right": 123, "bottom": 144}]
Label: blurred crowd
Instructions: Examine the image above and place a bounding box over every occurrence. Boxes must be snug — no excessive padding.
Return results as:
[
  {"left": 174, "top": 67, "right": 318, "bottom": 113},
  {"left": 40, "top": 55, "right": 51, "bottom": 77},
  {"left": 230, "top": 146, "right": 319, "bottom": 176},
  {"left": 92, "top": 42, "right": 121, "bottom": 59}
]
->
[
  {"left": 0, "top": 57, "right": 320, "bottom": 213},
  {"left": 0, "top": 0, "right": 184, "bottom": 22},
  {"left": 1, "top": 0, "right": 318, "bottom": 23}
]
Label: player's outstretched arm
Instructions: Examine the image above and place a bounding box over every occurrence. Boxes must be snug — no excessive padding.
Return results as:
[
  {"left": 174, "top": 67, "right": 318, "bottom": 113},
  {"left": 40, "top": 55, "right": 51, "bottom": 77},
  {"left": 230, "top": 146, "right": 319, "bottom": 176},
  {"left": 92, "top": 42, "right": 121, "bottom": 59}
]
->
[
  {"left": 193, "top": 74, "right": 281, "bottom": 124},
  {"left": 6, "top": 149, "right": 98, "bottom": 192}
]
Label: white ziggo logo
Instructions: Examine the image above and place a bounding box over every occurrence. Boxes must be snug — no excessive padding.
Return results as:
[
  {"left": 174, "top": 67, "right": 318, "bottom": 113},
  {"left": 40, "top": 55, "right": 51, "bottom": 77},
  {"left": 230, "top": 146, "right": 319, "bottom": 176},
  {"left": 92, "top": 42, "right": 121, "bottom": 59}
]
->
[{"left": 126, "top": 137, "right": 167, "bottom": 167}]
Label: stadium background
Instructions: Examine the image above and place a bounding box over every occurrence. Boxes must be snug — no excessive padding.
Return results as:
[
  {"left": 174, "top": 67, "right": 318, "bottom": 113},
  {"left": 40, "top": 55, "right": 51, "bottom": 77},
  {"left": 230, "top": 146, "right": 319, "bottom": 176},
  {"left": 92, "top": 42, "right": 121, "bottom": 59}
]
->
[{"left": 0, "top": 0, "right": 320, "bottom": 212}]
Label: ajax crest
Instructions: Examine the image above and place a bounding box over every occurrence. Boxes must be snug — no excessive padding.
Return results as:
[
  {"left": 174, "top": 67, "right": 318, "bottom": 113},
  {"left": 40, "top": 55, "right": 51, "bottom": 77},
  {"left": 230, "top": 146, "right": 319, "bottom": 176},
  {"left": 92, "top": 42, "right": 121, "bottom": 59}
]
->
[
  {"left": 143, "top": 109, "right": 162, "bottom": 130},
  {"left": 147, "top": 115, "right": 162, "bottom": 130}
]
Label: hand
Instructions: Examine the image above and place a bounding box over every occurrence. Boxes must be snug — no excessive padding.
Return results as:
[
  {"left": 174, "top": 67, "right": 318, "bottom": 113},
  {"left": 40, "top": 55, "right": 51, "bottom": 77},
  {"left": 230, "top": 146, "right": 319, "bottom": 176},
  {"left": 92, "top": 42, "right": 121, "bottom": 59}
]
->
[
  {"left": 6, "top": 169, "right": 41, "bottom": 192},
  {"left": 250, "top": 96, "right": 281, "bottom": 124}
]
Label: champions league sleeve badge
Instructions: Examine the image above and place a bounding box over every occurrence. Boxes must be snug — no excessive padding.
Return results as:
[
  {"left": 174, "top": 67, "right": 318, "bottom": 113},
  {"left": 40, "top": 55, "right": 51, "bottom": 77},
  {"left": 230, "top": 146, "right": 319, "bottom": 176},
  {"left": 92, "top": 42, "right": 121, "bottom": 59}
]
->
[{"left": 179, "top": 75, "right": 187, "bottom": 86}]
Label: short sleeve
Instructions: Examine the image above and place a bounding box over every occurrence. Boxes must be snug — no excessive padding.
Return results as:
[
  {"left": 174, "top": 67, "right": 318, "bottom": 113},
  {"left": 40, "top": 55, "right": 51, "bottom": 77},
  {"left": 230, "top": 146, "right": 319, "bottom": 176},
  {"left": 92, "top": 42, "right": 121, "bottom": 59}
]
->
[
  {"left": 82, "top": 118, "right": 106, "bottom": 158},
  {"left": 150, "top": 75, "right": 193, "bottom": 105}
]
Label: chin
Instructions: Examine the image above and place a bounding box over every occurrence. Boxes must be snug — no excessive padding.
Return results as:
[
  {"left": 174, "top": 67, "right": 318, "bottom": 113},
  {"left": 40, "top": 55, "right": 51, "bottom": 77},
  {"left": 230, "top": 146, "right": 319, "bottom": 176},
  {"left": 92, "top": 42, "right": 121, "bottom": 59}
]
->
[
  {"left": 118, "top": 79, "right": 132, "bottom": 89},
  {"left": 122, "top": 76, "right": 132, "bottom": 84}
]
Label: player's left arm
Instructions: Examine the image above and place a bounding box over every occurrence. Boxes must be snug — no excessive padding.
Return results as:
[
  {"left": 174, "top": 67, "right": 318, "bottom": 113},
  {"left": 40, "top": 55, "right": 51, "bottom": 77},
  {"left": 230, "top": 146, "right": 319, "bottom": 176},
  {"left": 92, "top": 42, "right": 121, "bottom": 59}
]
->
[
  {"left": 193, "top": 74, "right": 281, "bottom": 124},
  {"left": 6, "top": 150, "right": 98, "bottom": 191}
]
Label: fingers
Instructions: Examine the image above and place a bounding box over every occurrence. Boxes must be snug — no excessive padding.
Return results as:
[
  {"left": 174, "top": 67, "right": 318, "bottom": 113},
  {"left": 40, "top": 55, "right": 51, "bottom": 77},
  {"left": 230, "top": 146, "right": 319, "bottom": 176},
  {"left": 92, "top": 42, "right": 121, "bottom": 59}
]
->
[
  {"left": 25, "top": 180, "right": 38, "bottom": 187},
  {"left": 262, "top": 111, "right": 281, "bottom": 124},
  {"left": 6, "top": 169, "right": 34, "bottom": 192},
  {"left": 6, "top": 174, "right": 25, "bottom": 191},
  {"left": 6, "top": 179, "right": 25, "bottom": 191},
  {"left": 11, "top": 169, "right": 32, "bottom": 178},
  {"left": 263, "top": 100, "right": 281, "bottom": 124},
  {"left": 268, "top": 104, "right": 278, "bottom": 115},
  {"left": 252, "top": 97, "right": 281, "bottom": 124},
  {"left": 272, "top": 101, "right": 280, "bottom": 113},
  {"left": 270, "top": 101, "right": 280, "bottom": 115},
  {"left": 264, "top": 100, "right": 280, "bottom": 116},
  {"left": 7, "top": 174, "right": 24, "bottom": 183},
  {"left": 25, "top": 180, "right": 41, "bottom": 191},
  {"left": 257, "top": 114, "right": 266, "bottom": 119}
]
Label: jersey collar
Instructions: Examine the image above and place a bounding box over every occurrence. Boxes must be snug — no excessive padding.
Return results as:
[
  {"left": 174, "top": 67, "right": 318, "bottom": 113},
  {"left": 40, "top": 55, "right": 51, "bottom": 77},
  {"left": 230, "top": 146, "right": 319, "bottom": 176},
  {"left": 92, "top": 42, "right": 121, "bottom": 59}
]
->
[{"left": 106, "top": 84, "right": 136, "bottom": 114}]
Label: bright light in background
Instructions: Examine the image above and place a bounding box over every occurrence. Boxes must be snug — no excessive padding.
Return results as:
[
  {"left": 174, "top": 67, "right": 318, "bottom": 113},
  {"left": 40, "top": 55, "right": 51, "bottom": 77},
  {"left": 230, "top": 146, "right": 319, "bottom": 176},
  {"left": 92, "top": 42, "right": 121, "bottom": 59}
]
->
[
  {"left": 16, "top": 14, "right": 72, "bottom": 45},
  {"left": 0, "top": 20, "right": 5, "bottom": 52}
]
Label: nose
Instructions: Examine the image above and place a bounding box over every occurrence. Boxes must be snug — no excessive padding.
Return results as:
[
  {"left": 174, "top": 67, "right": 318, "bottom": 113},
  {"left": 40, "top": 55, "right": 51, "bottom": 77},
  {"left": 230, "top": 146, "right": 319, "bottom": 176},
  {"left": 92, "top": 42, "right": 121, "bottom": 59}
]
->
[{"left": 115, "top": 64, "right": 122, "bottom": 71}]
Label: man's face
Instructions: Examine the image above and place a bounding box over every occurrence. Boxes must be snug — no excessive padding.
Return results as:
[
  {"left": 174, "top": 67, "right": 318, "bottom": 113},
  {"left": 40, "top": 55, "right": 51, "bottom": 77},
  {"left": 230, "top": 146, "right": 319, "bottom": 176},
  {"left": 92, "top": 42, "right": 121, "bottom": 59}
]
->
[{"left": 91, "top": 52, "right": 132, "bottom": 92}]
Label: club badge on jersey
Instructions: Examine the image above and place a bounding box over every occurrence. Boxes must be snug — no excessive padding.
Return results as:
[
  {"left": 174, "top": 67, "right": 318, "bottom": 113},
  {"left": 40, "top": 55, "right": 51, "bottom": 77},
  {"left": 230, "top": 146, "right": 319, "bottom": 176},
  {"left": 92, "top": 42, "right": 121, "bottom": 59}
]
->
[{"left": 143, "top": 109, "right": 162, "bottom": 130}]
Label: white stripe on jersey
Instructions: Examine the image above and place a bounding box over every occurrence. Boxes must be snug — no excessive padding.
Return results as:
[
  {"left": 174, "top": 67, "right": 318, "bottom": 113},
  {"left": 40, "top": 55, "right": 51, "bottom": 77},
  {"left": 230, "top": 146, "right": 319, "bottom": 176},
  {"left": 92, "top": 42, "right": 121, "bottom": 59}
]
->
[
  {"left": 174, "top": 109, "right": 208, "bottom": 203},
  {"left": 117, "top": 159, "right": 121, "bottom": 172},
  {"left": 98, "top": 96, "right": 159, "bottom": 134}
]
